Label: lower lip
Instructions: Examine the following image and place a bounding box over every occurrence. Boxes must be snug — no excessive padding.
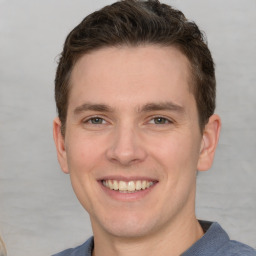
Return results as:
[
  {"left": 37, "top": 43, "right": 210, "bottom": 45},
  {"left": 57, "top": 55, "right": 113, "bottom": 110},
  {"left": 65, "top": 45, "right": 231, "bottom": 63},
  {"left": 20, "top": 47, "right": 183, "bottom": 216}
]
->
[{"left": 99, "top": 181, "right": 157, "bottom": 201}]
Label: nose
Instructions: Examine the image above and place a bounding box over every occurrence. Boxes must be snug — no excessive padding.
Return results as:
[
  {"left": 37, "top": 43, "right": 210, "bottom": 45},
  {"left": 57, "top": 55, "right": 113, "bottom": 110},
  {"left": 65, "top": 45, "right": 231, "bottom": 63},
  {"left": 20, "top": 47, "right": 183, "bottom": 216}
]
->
[{"left": 106, "top": 125, "right": 147, "bottom": 166}]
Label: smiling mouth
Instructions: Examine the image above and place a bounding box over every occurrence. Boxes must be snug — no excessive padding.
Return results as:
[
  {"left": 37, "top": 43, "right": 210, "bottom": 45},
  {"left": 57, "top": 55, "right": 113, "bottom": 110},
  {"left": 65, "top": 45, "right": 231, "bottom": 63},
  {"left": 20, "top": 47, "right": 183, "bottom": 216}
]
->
[{"left": 102, "top": 180, "right": 156, "bottom": 193}]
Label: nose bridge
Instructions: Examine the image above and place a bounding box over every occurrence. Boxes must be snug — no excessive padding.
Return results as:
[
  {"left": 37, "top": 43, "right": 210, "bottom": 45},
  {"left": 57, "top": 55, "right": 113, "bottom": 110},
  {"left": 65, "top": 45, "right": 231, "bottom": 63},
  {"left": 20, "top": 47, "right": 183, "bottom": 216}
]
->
[{"left": 106, "top": 121, "right": 146, "bottom": 165}]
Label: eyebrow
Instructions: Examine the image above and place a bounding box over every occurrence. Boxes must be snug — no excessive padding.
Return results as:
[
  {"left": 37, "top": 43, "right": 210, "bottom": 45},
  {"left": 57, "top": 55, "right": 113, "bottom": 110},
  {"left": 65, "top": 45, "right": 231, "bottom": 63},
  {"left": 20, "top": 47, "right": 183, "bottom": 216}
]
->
[
  {"left": 74, "top": 101, "right": 184, "bottom": 115},
  {"left": 138, "top": 102, "right": 184, "bottom": 113},
  {"left": 74, "top": 103, "right": 114, "bottom": 115}
]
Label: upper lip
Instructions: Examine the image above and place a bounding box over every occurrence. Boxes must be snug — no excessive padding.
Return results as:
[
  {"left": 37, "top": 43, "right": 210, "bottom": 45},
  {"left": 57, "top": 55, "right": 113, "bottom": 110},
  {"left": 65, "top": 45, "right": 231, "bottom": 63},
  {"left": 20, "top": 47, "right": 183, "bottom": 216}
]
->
[{"left": 97, "top": 175, "right": 158, "bottom": 182}]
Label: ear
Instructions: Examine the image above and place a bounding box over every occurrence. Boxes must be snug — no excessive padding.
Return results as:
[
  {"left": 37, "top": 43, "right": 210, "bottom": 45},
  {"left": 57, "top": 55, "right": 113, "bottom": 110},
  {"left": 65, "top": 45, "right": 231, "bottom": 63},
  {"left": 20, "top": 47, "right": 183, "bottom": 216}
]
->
[
  {"left": 53, "top": 117, "right": 69, "bottom": 174},
  {"left": 197, "top": 114, "right": 221, "bottom": 171}
]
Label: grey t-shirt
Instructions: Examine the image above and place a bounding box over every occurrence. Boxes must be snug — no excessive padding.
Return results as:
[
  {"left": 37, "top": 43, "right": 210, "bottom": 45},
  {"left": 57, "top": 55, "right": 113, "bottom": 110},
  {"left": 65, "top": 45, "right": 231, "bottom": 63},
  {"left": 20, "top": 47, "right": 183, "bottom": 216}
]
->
[{"left": 52, "top": 221, "right": 256, "bottom": 256}]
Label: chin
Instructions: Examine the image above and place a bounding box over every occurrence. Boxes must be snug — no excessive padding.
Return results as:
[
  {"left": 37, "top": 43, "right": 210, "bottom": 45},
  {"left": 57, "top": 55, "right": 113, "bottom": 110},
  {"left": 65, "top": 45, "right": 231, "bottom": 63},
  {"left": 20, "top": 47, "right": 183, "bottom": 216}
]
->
[
  {"left": 104, "top": 223, "right": 154, "bottom": 239},
  {"left": 92, "top": 211, "right": 161, "bottom": 239}
]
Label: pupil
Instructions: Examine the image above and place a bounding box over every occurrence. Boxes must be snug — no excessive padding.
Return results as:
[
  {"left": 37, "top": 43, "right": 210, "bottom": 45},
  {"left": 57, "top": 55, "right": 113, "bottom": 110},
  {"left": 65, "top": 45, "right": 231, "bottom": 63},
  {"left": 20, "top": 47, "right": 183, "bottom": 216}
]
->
[
  {"left": 155, "top": 118, "right": 165, "bottom": 124},
  {"left": 92, "top": 118, "right": 102, "bottom": 124}
]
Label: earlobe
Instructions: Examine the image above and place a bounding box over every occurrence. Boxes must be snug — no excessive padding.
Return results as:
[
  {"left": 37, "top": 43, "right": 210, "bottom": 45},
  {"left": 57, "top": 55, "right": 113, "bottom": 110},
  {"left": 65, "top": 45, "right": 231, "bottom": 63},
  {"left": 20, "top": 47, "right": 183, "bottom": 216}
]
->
[
  {"left": 53, "top": 117, "right": 69, "bottom": 174},
  {"left": 197, "top": 114, "right": 221, "bottom": 171}
]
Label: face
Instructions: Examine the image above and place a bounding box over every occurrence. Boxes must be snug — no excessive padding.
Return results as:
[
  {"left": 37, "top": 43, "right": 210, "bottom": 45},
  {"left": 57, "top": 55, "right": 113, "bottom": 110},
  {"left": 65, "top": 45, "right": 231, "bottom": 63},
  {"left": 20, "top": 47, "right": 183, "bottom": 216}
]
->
[{"left": 54, "top": 45, "right": 219, "bottom": 239}]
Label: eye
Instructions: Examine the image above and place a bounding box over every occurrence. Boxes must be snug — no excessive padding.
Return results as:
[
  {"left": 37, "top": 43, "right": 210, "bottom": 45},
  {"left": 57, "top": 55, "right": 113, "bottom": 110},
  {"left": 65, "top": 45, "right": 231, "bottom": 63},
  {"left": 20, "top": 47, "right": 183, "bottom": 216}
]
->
[
  {"left": 84, "top": 117, "right": 106, "bottom": 124},
  {"left": 149, "top": 117, "right": 171, "bottom": 125}
]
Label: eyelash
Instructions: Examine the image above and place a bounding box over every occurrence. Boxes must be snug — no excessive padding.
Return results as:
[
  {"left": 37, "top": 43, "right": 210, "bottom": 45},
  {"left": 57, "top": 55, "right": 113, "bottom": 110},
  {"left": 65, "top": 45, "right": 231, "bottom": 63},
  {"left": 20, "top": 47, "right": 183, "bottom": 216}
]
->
[
  {"left": 82, "top": 115, "right": 173, "bottom": 126},
  {"left": 148, "top": 116, "right": 173, "bottom": 125},
  {"left": 83, "top": 116, "right": 107, "bottom": 125}
]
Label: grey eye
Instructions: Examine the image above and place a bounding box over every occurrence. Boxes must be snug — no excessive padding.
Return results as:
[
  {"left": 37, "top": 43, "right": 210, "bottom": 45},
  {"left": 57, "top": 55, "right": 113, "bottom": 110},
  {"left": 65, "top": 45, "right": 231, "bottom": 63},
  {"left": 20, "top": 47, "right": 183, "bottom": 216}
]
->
[
  {"left": 153, "top": 117, "right": 168, "bottom": 124},
  {"left": 90, "top": 118, "right": 104, "bottom": 124}
]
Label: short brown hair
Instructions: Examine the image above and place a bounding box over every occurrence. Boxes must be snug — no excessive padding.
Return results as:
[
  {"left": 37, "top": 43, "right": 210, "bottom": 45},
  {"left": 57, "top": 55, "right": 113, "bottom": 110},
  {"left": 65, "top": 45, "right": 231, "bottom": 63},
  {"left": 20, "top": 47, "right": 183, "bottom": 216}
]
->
[{"left": 55, "top": 0, "right": 216, "bottom": 134}]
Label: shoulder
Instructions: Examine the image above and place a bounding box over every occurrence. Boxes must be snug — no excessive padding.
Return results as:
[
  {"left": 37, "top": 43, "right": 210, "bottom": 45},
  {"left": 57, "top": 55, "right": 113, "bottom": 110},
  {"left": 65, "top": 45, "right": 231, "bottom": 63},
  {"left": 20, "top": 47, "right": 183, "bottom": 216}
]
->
[
  {"left": 51, "top": 237, "right": 94, "bottom": 256},
  {"left": 183, "top": 221, "right": 256, "bottom": 256},
  {"left": 216, "top": 240, "right": 256, "bottom": 256},
  {"left": 202, "top": 221, "right": 256, "bottom": 256}
]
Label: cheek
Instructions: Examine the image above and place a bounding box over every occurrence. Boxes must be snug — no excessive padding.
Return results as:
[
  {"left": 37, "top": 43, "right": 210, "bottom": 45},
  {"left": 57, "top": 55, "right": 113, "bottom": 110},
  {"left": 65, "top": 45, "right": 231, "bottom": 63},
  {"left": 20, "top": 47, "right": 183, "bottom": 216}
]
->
[
  {"left": 66, "top": 135, "right": 104, "bottom": 174},
  {"left": 148, "top": 131, "right": 201, "bottom": 193},
  {"left": 150, "top": 134, "right": 197, "bottom": 168},
  {"left": 65, "top": 138, "right": 102, "bottom": 212}
]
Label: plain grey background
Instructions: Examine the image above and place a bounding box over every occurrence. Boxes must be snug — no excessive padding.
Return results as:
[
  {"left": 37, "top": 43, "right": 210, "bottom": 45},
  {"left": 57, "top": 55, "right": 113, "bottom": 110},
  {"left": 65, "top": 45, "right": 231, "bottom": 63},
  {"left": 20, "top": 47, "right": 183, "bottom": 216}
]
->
[{"left": 0, "top": 0, "right": 255, "bottom": 255}]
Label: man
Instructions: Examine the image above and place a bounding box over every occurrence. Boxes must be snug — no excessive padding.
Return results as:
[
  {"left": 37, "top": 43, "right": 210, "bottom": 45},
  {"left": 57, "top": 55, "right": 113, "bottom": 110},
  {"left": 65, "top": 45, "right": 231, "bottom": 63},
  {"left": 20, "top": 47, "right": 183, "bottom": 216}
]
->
[{"left": 52, "top": 0, "right": 256, "bottom": 255}]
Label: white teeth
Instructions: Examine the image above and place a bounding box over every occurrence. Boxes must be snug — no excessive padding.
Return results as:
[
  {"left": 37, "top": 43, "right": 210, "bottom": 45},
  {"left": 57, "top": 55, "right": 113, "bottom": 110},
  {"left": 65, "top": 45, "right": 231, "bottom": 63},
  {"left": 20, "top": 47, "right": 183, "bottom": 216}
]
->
[
  {"left": 108, "top": 180, "right": 113, "bottom": 190},
  {"left": 142, "top": 180, "right": 147, "bottom": 190},
  {"left": 135, "top": 180, "right": 142, "bottom": 190},
  {"left": 102, "top": 180, "right": 154, "bottom": 192},
  {"left": 119, "top": 181, "right": 127, "bottom": 191},
  {"left": 113, "top": 180, "right": 118, "bottom": 190},
  {"left": 127, "top": 181, "right": 135, "bottom": 192}
]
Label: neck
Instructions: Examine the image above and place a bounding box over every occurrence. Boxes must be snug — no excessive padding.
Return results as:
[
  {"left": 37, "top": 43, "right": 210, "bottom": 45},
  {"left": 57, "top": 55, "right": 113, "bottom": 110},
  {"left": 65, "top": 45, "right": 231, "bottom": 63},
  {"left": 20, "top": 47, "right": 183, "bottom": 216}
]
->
[{"left": 92, "top": 215, "right": 204, "bottom": 256}]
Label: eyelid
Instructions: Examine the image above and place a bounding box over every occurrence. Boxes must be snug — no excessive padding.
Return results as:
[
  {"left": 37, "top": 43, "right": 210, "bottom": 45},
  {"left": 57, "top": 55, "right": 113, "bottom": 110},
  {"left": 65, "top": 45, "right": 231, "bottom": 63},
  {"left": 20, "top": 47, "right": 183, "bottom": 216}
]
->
[
  {"left": 147, "top": 115, "right": 173, "bottom": 124},
  {"left": 81, "top": 114, "right": 174, "bottom": 126},
  {"left": 82, "top": 115, "right": 108, "bottom": 124}
]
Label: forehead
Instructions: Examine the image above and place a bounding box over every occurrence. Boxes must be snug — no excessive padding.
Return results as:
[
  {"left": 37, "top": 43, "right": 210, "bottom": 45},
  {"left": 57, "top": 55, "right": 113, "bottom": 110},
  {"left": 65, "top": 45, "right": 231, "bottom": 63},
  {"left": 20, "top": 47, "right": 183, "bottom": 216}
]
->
[{"left": 69, "top": 45, "right": 194, "bottom": 109}]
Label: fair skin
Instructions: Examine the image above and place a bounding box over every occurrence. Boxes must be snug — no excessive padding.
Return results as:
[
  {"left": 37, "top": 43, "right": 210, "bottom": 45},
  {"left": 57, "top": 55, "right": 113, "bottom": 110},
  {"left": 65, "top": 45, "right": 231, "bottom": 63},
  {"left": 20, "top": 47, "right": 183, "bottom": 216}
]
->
[{"left": 53, "top": 45, "right": 221, "bottom": 256}]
